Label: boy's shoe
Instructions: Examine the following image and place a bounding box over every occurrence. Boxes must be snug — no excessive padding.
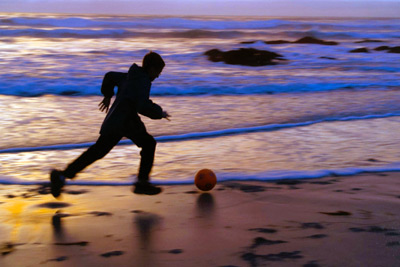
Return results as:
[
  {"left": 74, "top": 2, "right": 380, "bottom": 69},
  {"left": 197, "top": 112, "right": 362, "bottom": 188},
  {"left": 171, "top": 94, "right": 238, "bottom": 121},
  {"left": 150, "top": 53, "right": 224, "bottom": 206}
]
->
[
  {"left": 133, "top": 182, "right": 162, "bottom": 195},
  {"left": 50, "top": 169, "right": 66, "bottom": 198}
]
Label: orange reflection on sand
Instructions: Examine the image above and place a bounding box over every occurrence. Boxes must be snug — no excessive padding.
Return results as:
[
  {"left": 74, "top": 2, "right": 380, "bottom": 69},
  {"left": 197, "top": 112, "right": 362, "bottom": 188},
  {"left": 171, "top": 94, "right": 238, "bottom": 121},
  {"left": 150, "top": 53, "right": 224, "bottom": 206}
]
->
[{"left": 0, "top": 193, "right": 84, "bottom": 244}]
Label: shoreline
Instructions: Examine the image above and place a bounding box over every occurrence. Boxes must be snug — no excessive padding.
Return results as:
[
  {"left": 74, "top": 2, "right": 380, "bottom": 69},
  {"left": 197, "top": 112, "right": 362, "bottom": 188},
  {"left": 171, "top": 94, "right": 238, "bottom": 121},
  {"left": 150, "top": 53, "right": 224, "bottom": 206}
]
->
[{"left": 1, "top": 172, "right": 399, "bottom": 266}]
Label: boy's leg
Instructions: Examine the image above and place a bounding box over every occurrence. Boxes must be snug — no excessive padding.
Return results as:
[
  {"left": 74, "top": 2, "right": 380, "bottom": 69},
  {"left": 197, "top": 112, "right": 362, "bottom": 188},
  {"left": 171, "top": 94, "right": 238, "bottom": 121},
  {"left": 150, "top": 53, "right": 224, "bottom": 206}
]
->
[
  {"left": 129, "top": 132, "right": 156, "bottom": 183},
  {"left": 63, "top": 134, "right": 121, "bottom": 178},
  {"left": 128, "top": 131, "right": 161, "bottom": 195}
]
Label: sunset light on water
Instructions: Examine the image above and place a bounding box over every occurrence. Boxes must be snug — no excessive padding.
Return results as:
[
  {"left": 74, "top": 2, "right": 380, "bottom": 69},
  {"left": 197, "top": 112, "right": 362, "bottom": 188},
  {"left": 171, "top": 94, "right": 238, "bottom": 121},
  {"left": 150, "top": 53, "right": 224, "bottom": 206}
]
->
[{"left": 0, "top": 1, "right": 400, "bottom": 265}]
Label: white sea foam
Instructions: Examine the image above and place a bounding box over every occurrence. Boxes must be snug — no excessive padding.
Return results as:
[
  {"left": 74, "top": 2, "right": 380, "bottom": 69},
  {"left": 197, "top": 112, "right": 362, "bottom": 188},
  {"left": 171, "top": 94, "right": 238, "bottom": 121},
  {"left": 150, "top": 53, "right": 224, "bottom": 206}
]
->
[{"left": 1, "top": 112, "right": 400, "bottom": 154}]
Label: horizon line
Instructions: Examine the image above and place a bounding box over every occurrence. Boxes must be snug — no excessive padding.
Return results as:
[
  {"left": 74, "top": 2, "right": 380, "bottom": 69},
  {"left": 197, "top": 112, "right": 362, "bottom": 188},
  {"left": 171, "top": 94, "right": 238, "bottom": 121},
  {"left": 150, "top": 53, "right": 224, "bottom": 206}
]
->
[{"left": 1, "top": 11, "right": 399, "bottom": 20}]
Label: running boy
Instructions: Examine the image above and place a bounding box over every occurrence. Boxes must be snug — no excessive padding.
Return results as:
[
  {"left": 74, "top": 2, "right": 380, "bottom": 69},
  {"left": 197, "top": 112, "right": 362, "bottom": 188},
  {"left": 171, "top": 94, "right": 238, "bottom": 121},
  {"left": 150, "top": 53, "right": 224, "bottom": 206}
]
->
[{"left": 50, "top": 51, "right": 170, "bottom": 197}]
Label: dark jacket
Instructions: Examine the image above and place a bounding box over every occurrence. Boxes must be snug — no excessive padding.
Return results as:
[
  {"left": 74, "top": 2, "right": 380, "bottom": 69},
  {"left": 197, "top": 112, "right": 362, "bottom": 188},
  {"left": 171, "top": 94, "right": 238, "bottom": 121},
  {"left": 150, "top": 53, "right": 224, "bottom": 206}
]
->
[{"left": 99, "top": 64, "right": 163, "bottom": 136}]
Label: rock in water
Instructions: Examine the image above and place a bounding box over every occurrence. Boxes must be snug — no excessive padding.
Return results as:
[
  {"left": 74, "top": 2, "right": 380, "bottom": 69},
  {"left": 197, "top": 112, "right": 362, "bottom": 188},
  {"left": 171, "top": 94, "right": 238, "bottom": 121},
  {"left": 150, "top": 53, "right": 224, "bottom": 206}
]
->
[
  {"left": 374, "top": 46, "right": 390, "bottom": 51},
  {"left": 388, "top": 46, "right": 400, "bottom": 53},
  {"left": 349, "top": 48, "right": 369, "bottom": 53},
  {"left": 293, "top": 36, "right": 339, "bottom": 45},
  {"left": 264, "top": 37, "right": 339, "bottom": 45},
  {"left": 204, "top": 48, "right": 285, "bottom": 66}
]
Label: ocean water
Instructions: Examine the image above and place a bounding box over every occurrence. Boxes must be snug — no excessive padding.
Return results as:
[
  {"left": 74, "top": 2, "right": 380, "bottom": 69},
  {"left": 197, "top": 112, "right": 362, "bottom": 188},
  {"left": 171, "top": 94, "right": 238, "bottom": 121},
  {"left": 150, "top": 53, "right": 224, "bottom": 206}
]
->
[{"left": 1, "top": 13, "right": 400, "bottom": 185}]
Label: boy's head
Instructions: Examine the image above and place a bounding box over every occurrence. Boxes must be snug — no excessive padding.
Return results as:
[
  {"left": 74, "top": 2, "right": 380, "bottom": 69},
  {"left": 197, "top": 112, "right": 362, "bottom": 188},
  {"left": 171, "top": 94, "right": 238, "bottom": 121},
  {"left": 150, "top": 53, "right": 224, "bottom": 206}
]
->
[{"left": 142, "top": 51, "right": 165, "bottom": 81}]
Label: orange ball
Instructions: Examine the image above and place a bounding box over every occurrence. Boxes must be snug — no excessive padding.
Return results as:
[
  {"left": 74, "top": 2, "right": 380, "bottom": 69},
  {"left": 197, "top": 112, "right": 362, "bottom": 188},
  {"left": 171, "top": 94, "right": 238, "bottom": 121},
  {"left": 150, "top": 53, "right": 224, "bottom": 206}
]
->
[{"left": 195, "top": 169, "right": 217, "bottom": 191}]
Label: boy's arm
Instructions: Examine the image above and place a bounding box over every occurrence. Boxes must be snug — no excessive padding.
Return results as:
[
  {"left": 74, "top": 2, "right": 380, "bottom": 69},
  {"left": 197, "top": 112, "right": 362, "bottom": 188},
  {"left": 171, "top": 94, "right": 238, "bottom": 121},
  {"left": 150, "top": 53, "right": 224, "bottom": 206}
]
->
[
  {"left": 137, "top": 100, "right": 170, "bottom": 120},
  {"left": 98, "top": 97, "right": 111, "bottom": 113},
  {"left": 129, "top": 76, "right": 171, "bottom": 120},
  {"left": 100, "top": 71, "right": 127, "bottom": 98},
  {"left": 136, "top": 99, "right": 164, "bottom": 119},
  {"left": 99, "top": 72, "right": 127, "bottom": 113}
]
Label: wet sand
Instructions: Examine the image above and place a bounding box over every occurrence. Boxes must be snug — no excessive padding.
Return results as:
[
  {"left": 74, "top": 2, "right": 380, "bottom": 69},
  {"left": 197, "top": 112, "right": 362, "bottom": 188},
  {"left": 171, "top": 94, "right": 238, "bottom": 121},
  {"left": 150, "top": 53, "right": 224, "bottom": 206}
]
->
[{"left": 0, "top": 172, "right": 399, "bottom": 267}]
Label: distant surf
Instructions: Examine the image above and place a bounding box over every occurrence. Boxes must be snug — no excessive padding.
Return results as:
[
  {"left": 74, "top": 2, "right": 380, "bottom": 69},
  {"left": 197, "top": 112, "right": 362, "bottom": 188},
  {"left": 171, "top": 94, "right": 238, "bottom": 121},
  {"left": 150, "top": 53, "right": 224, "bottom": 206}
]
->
[{"left": 1, "top": 13, "right": 400, "bottom": 97}]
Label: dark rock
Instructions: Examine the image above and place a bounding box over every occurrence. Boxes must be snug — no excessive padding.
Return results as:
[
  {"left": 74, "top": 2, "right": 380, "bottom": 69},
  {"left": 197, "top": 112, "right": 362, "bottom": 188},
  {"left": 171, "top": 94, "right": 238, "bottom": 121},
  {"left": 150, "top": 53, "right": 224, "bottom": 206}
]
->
[
  {"left": 264, "top": 37, "right": 338, "bottom": 45},
  {"left": 320, "top": 56, "right": 337, "bottom": 60},
  {"left": 294, "top": 36, "right": 339, "bottom": 45},
  {"left": 240, "top": 41, "right": 257, "bottom": 44},
  {"left": 205, "top": 49, "right": 224, "bottom": 62},
  {"left": 374, "top": 46, "right": 390, "bottom": 51},
  {"left": 388, "top": 46, "right": 400, "bottom": 53},
  {"left": 350, "top": 48, "right": 369, "bottom": 53},
  {"left": 355, "top": 39, "right": 384, "bottom": 43},
  {"left": 264, "top": 40, "right": 292, "bottom": 44},
  {"left": 204, "top": 48, "right": 285, "bottom": 66}
]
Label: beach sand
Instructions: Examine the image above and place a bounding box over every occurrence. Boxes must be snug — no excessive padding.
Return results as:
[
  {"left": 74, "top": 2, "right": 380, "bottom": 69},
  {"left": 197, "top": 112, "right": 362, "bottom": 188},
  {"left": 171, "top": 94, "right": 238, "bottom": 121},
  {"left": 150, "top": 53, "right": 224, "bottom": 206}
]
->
[{"left": 0, "top": 173, "right": 399, "bottom": 267}]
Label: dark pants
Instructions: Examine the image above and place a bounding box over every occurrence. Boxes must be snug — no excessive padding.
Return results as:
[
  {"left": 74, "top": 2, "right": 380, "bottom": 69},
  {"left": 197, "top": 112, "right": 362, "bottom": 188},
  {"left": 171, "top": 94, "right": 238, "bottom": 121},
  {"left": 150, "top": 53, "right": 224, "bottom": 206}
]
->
[{"left": 63, "top": 132, "right": 156, "bottom": 183}]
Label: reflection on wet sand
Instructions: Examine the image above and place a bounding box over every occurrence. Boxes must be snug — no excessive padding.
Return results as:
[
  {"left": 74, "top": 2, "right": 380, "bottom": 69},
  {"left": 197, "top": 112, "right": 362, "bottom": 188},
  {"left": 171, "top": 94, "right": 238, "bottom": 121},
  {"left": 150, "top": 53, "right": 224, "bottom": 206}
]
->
[
  {"left": 51, "top": 211, "right": 67, "bottom": 241},
  {"left": 196, "top": 193, "right": 215, "bottom": 219},
  {"left": 134, "top": 211, "right": 162, "bottom": 266}
]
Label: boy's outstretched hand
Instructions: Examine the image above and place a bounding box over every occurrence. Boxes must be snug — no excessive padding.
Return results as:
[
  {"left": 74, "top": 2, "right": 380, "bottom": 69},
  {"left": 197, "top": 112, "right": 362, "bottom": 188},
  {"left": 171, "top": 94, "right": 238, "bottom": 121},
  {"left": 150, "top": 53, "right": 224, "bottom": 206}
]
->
[
  {"left": 99, "top": 97, "right": 111, "bottom": 113},
  {"left": 162, "top": 111, "right": 171, "bottom": 121}
]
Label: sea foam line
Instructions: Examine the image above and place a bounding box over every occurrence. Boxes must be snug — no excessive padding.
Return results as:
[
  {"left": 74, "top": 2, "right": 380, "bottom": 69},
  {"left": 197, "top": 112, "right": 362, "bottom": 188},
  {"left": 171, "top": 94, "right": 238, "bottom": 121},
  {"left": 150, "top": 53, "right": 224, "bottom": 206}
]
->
[
  {"left": 1, "top": 112, "right": 399, "bottom": 154},
  {"left": 1, "top": 163, "right": 400, "bottom": 186}
]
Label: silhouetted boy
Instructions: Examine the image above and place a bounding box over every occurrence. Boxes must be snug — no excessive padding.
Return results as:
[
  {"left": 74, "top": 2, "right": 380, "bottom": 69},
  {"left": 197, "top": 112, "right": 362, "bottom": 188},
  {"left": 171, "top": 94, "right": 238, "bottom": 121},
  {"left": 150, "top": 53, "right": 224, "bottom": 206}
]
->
[{"left": 50, "top": 51, "right": 170, "bottom": 197}]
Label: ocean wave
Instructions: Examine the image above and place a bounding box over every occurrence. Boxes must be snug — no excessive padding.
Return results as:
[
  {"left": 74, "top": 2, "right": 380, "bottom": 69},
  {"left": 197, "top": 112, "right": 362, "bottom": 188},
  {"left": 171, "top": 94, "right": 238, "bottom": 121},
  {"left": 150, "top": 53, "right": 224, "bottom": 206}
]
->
[
  {"left": 283, "top": 30, "right": 400, "bottom": 40},
  {"left": 2, "top": 27, "right": 399, "bottom": 40},
  {"left": 3, "top": 82, "right": 400, "bottom": 97},
  {"left": 2, "top": 112, "right": 399, "bottom": 154},
  {"left": 0, "top": 28, "right": 130, "bottom": 38},
  {"left": 0, "top": 15, "right": 294, "bottom": 30},
  {"left": 0, "top": 27, "right": 253, "bottom": 39},
  {"left": 2, "top": 15, "right": 399, "bottom": 31},
  {"left": 2, "top": 14, "right": 400, "bottom": 40}
]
